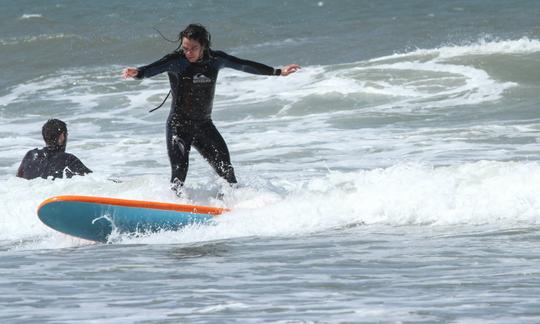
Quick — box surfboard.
[37,195,229,243]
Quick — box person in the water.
[16,119,92,180]
[123,23,300,194]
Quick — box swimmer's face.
[58,132,67,145]
[181,37,203,63]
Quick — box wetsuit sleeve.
[214,51,281,76]
[16,151,32,178]
[65,154,92,178]
[135,53,185,79]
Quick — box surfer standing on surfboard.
[123,23,299,195]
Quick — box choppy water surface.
[2,1,540,322]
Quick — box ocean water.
[2,0,540,322]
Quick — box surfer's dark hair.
[179,23,211,50]
[42,119,67,147]
[153,23,211,54]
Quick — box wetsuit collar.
[45,144,66,153]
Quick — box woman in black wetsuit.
[123,24,299,193]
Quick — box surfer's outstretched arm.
[122,53,188,79]
[214,50,300,76]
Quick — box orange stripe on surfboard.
[38,195,229,215]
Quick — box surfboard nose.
[38,199,114,243]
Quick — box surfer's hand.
[281,64,300,76]
[122,67,139,79]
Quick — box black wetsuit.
[16,147,92,180]
[136,49,281,185]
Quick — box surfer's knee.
[171,135,187,156]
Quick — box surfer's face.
[58,132,66,145]
[181,38,203,63]
[57,132,67,152]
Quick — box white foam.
[2,38,540,250]
[217,38,532,114]
[0,33,74,46]
[19,14,43,20]
[371,37,540,62]
[3,161,535,249]
[195,302,250,314]
[357,60,516,109]
[3,38,531,123]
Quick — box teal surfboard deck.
[37,196,227,243]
